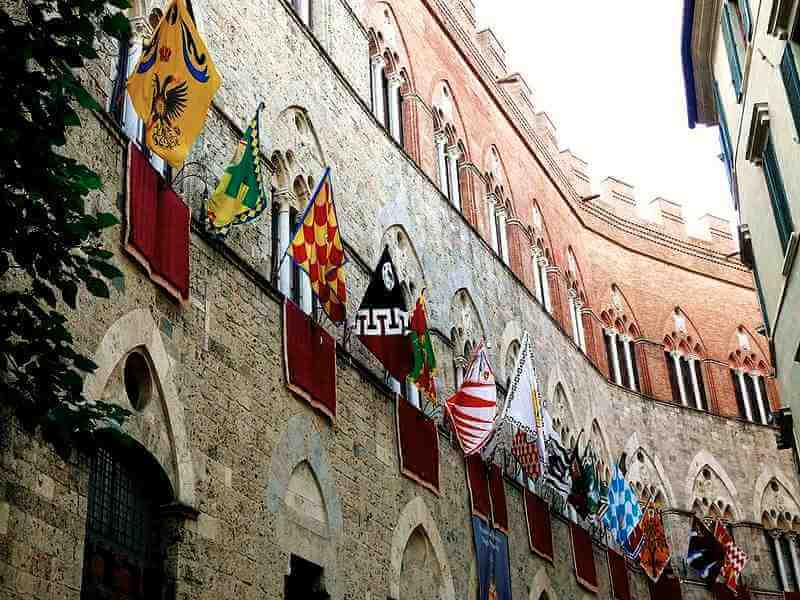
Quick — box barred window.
[82,445,172,600]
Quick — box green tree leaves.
[0,0,132,441]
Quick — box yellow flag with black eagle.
[126,0,221,167]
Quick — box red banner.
[488,464,508,533]
[607,549,631,600]
[283,299,337,420]
[570,522,598,593]
[523,489,553,561]
[125,143,190,304]
[648,571,682,600]
[466,454,492,521]
[396,399,439,494]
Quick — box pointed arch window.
[533,252,551,313]
[665,351,708,410]
[730,367,770,423]
[604,329,639,392]
[767,529,800,591]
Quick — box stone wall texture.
[1,0,799,599]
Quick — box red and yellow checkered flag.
[288,168,348,323]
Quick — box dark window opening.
[759,376,770,415]
[494,209,504,257]
[81,445,172,600]
[604,332,615,381]
[285,555,328,600]
[381,68,391,130]
[694,359,708,411]
[731,370,748,420]
[665,351,681,404]
[615,336,630,389]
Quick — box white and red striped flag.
[445,342,497,455]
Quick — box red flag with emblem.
[288,168,347,323]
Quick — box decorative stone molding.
[389,497,455,600]
[83,308,196,509]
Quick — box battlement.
[476,27,507,78]
[586,177,736,256]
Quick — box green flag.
[206,103,268,236]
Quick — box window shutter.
[607,549,631,600]
[722,4,744,99]
[763,137,794,252]
[523,489,553,561]
[781,45,800,139]
[570,522,598,592]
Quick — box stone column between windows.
[275,188,295,298]
[371,55,386,124]
[540,261,552,313]
[496,206,509,262]
[623,337,637,392]
[488,193,499,252]
[751,372,768,424]
[688,356,703,410]
[435,132,448,194]
[737,369,754,421]
[387,73,403,142]
[672,352,689,407]
[577,306,588,352]
[455,357,466,387]
[788,533,800,590]
[568,291,580,345]
[446,145,462,209]
[408,382,420,409]
[531,247,543,303]
[771,530,791,591]
[608,330,623,386]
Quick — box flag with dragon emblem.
[127,0,221,167]
[408,289,437,406]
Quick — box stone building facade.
[1,0,799,599]
[681,0,800,471]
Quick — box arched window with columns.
[565,248,587,353]
[484,146,513,263]
[111,1,166,175]
[663,308,709,411]
[599,286,644,393]
[268,108,326,316]
[729,325,772,424]
[367,8,417,153]
[760,477,800,592]
[529,203,554,314]
[432,82,469,212]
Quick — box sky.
[476,0,734,235]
